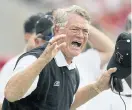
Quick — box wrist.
[92,82,104,93]
[38,56,50,66]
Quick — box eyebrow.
[70,25,88,30]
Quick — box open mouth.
[71,41,82,47]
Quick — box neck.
[63,53,73,65]
[66,58,72,64]
[60,48,73,65]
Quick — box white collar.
[54,51,76,70]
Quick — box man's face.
[61,13,89,58]
[26,33,47,51]
[25,33,37,51]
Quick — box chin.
[70,50,81,57]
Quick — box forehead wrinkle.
[70,24,89,30]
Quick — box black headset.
[107,32,131,95]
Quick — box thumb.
[106,67,117,76]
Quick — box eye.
[70,28,79,33]
[83,29,89,33]
[71,28,78,31]
[83,31,89,36]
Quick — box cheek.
[66,29,74,36]
[83,36,88,44]
[65,34,72,44]
[32,40,36,45]
[66,37,72,46]
[82,36,88,49]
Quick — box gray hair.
[54,8,68,28]
[54,5,91,28]
[66,5,91,23]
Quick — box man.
[2,6,116,110]
[59,5,114,110]
[0,13,53,109]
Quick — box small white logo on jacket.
[53,81,60,86]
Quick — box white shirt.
[0,54,38,103]
[74,49,101,88]
[0,55,20,103]
[7,51,76,100]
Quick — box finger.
[56,37,66,46]
[49,34,66,44]
[48,42,57,51]
[57,42,67,50]
[105,67,117,76]
[48,38,65,47]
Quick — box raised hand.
[41,34,66,63]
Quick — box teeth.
[71,41,82,48]
[72,43,78,47]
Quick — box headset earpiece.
[110,76,123,93]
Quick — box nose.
[77,30,84,38]
[80,30,84,37]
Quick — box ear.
[54,24,60,35]
[34,38,40,45]
[35,38,46,46]
[24,33,31,42]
